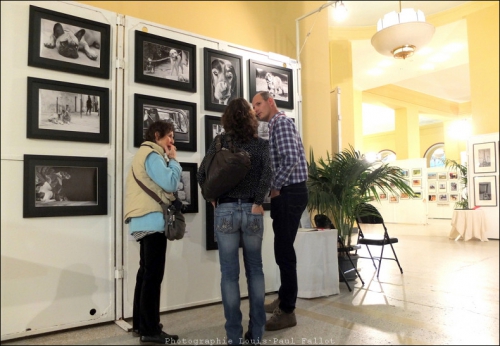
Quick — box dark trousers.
[270,181,308,314]
[133,232,167,336]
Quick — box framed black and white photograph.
[474,176,497,207]
[134,31,196,92]
[438,182,447,192]
[428,181,437,192]
[204,115,224,153]
[473,142,496,173]
[449,181,458,192]
[204,48,243,113]
[438,194,449,203]
[177,162,198,214]
[248,59,294,109]
[23,154,107,218]
[28,5,111,79]
[134,94,196,152]
[27,77,109,143]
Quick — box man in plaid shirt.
[252,91,308,331]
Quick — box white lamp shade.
[371,22,435,57]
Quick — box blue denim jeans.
[270,181,308,313]
[214,201,265,345]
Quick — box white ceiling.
[327,1,471,129]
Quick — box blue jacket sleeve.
[145,153,182,193]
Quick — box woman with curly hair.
[197,98,272,345]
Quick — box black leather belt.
[218,197,254,204]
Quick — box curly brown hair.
[221,98,258,142]
[144,120,175,142]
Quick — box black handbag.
[201,134,251,201]
[132,170,186,241]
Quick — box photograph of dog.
[254,68,289,102]
[34,166,98,206]
[40,19,101,67]
[211,58,238,105]
[142,41,189,82]
[38,89,101,133]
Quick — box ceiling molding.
[363,85,461,117]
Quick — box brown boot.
[264,298,280,313]
[265,308,297,331]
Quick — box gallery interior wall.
[0,0,305,340]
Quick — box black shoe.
[140,331,178,345]
[132,323,163,337]
[244,331,261,345]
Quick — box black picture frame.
[23,154,107,218]
[205,202,217,250]
[27,77,109,143]
[204,115,223,153]
[28,5,111,79]
[473,142,496,174]
[134,94,197,152]
[134,31,196,92]
[204,48,243,113]
[248,59,294,109]
[177,162,198,214]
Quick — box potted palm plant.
[444,158,469,209]
[307,145,416,249]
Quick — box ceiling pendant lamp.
[371,1,435,59]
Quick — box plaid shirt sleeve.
[270,116,308,190]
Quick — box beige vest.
[124,142,175,222]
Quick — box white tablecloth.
[276,228,339,298]
[449,209,489,241]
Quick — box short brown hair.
[144,120,175,142]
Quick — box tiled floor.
[3,220,499,345]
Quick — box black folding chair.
[314,214,364,292]
[355,203,403,278]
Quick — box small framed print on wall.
[134,94,197,152]
[134,30,196,92]
[27,77,109,143]
[204,115,224,153]
[474,176,497,207]
[23,154,107,218]
[204,48,243,113]
[248,59,294,109]
[473,142,496,174]
[177,162,198,213]
[28,5,111,79]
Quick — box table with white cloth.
[276,228,339,298]
[449,209,489,241]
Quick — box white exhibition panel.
[467,133,499,239]
[119,17,298,317]
[1,1,117,340]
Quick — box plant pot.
[338,253,359,282]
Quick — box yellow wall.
[330,1,499,162]
[363,131,396,154]
[466,2,500,135]
[79,1,332,161]
[420,123,444,156]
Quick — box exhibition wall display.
[1,1,300,340]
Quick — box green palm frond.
[307,145,415,246]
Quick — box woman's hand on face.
[167,144,177,160]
